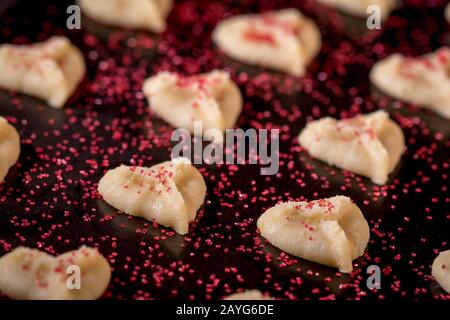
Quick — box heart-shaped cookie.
[257,196,370,273]
[0,117,20,182]
[0,246,111,300]
[213,9,321,76]
[98,159,207,235]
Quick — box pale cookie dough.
[432,250,450,294]
[446,4,450,23]
[143,70,242,142]
[98,159,207,235]
[0,246,111,300]
[78,0,173,33]
[212,8,321,76]
[316,0,396,20]
[0,117,20,182]
[0,36,85,108]
[298,110,405,185]
[370,47,450,119]
[257,196,370,273]
[225,290,272,300]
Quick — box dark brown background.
[0,0,449,300]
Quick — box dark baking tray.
[0,0,449,300]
